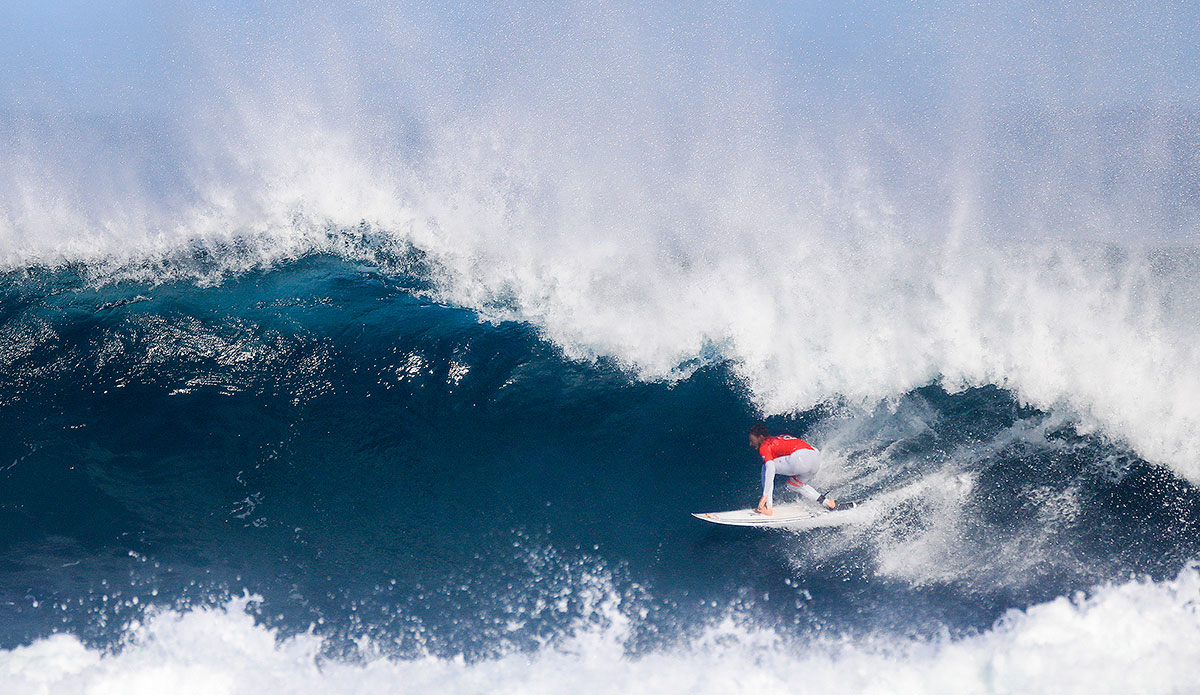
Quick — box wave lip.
[4,564,1200,695]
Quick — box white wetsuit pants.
[761,448,823,507]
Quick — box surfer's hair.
[749,423,769,438]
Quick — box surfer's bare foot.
[824,498,836,510]
[755,505,773,516]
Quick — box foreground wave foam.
[5,564,1200,695]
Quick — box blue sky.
[3,1,1197,119]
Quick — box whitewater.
[5,565,1200,695]
[2,1,1199,693]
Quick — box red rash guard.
[758,435,815,462]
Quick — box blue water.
[3,255,1197,668]
[3,2,1200,689]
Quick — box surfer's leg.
[783,449,835,509]
[787,476,821,501]
[779,449,820,483]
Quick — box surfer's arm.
[759,460,776,510]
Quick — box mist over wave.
[3,2,1198,479]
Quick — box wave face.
[3,1,1200,691]
[2,260,1200,692]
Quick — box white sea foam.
[795,403,1106,589]
[2,2,1198,481]
[3,564,1200,695]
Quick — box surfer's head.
[748,423,769,449]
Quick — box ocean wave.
[2,3,1197,479]
[4,222,1197,485]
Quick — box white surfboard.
[692,501,868,529]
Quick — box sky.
[3,1,1197,119]
[1,0,1198,249]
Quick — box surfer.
[749,423,836,515]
